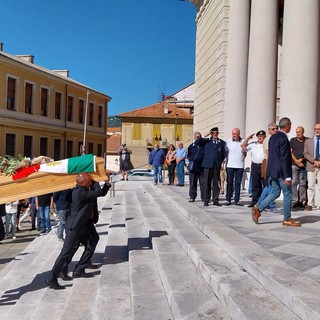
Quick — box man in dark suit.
[196,127,226,206]
[46,173,111,290]
[252,117,301,227]
[187,132,205,202]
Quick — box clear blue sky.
[0,0,196,116]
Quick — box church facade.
[188,0,318,138]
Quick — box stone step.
[0,195,112,320]
[135,186,228,319]
[61,195,113,320]
[152,235,228,320]
[125,189,173,319]
[156,185,320,320]
[144,184,300,320]
[129,250,174,320]
[93,192,132,320]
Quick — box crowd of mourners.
[147,117,320,228]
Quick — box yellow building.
[0,44,111,160]
[117,102,193,169]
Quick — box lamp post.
[82,90,90,155]
[174,112,178,146]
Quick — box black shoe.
[213,201,222,207]
[225,201,231,206]
[59,273,73,281]
[235,202,244,206]
[203,201,209,206]
[45,279,65,290]
[189,198,195,202]
[247,203,255,208]
[73,271,94,278]
[86,264,101,269]
[291,202,300,208]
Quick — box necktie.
[316,137,320,160]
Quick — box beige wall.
[0,53,110,158]
[193,0,229,138]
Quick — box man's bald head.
[76,172,92,187]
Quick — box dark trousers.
[189,170,205,200]
[251,162,263,204]
[0,217,4,241]
[167,163,176,184]
[74,222,99,272]
[29,203,37,229]
[226,167,244,203]
[203,167,221,203]
[49,226,87,281]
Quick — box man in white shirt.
[225,128,246,206]
[242,130,266,207]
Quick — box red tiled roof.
[117,102,192,119]
[106,134,121,153]
[107,127,121,132]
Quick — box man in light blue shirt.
[175,142,186,186]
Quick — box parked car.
[127,169,154,181]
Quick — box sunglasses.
[271,128,278,131]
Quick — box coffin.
[0,157,109,204]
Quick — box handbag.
[187,160,194,172]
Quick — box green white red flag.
[12,154,96,180]
[38,154,95,174]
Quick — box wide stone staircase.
[0,181,320,319]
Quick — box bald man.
[46,172,110,289]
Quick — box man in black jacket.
[46,172,110,290]
[187,132,205,202]
[196,127,226,206]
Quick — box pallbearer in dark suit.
[195,127,226,206]
[252,117,301,227]
[46,173,111,290]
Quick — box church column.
[224,0,250,138]
[245,0,278,136]
[280,0,319,137]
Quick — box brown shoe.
[304,205,312,211]
[252,206,261,224]
[282,219,301,227]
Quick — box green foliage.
[0,155,30,176]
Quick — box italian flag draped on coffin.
[12,154,96,180]
[39,154,95,174]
